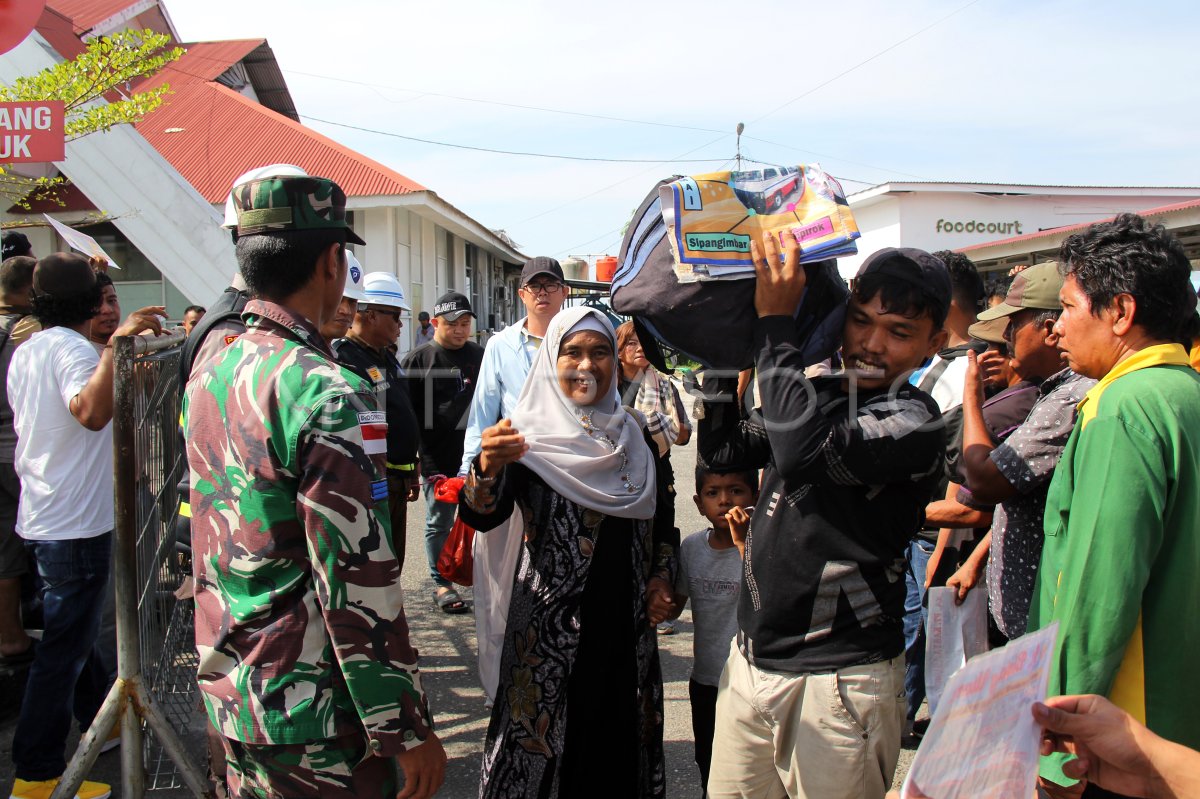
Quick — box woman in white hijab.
[460,307,678,799]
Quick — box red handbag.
[433,477,474,586]
[437,516,475,586]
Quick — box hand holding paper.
[902,623,1058,799]
[43,214,119,269]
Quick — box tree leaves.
[0,29,183,209]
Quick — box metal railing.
[53,330,209,799]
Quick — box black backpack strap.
[0,313,23,356]
[179,286,249,384]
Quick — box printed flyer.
[903,623,1058,799]
[659,163,860,281]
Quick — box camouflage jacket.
[184,299,431,754]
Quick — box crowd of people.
[0,164,1198,799]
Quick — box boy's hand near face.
[725,506,752,559]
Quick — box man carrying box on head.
[699,237,951,799]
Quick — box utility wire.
[508,134,731,227]
[300,115,731,164]
[285,69,734,136]
[750,0,985,124]
[281,70,923,180]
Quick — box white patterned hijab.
[508,307,656,519]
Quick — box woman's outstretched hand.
[478,419,527,477]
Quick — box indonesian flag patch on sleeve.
[357,411,388,455]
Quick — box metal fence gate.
[53,331,209,799]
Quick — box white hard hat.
[342,250,367,301]
[363,272,412,311]
[222,163,309,228]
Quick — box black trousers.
[689,678,719,795]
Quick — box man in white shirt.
[7,253,162,799]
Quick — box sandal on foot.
[434,588,469,614]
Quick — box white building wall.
[845,189,1200,278]
[359,207,397,276]
[451,237,466,296]
[894,192,1192,253]
[839,199,902,278]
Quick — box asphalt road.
[0,429,916,797]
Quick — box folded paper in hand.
[903,623,1058,799]
[925,584,989,718]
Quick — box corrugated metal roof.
[35,6,89,59]
[46,0,140,33]
[240,42,298,122]
[36,6,428,208]
[959,198,1200,253]
[167,39,265,82]
[136,80,425,201]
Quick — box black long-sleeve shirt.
[400,340,484,477]
[699,315,944,673]
[332,336,421,469]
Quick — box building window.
[465,243,482,319]
[83,222,159,281]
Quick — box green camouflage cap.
[231,176,365,244]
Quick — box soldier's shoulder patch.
[357,411,387,455]
[371,479,388,502]
[223,334,240,346]
[366,366,383,382]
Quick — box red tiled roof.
[142,39,298,120]
[137,80,425,201]
[45,0,139,33]
[33,3,426,204]
[166,39,265,82]
[35,6,89,60]
[959,198,1200,253]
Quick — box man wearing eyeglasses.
[333,272,422,568]
[459,256,568,703]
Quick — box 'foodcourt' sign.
[935,218,1024,236]
[0,101,65,162]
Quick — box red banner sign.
[0,101,65,163]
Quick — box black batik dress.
[459,432,678,799]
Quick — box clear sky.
[162,0,1200,261]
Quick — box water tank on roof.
[561,257,588,281]
[596,256,617,283]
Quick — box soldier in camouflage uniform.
[184,175,446,799]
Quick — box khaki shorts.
[707,642,905,799]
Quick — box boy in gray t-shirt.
[670,465,758,795]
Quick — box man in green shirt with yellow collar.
[1029,213,1200,797]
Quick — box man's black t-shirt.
[332,336,420,467]
[699,316,945,673]
[401,340,484,476]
